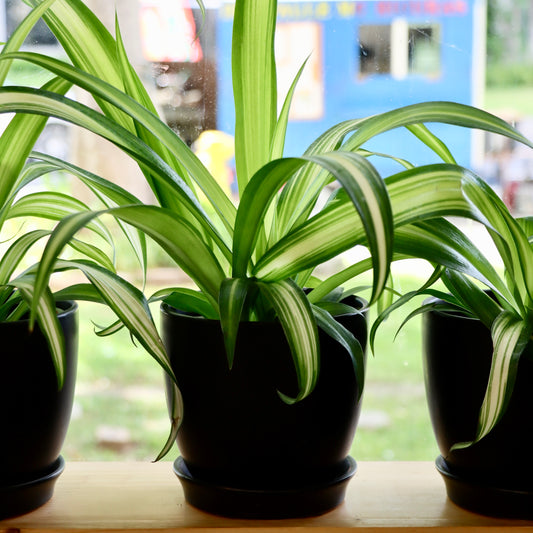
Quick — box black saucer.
[436,455,533,519]
[0,456,65,520]
[174,455,357,519]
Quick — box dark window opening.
[359,24,391,75]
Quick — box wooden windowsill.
[2,461,533,532]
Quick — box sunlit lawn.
[484,86,533,116]
[63,299,170,461]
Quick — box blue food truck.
[214,0,486,176]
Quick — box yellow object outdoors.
[194,129,236,201]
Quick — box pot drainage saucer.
[0,456,65,520]
[436,455,533,519]
[173,455,356,519]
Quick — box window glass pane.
[5,0,533,465]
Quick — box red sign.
[376,1,468,16]
[140,0,203,62]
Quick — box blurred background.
[1,0,530,462]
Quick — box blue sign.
[216,0,484,176]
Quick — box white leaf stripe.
[344,101,533,152]
[14,281,65,388]
[258,280,319,401]
[274,119,363,237]
[477,312,528,442]
[232,0,277,188]
[9,191,112,241]
[306,152,392,303]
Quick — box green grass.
[63,300,170,461]
[352,268,437,461]
[484,86,533,116]
[62,269,438,462]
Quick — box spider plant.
[0,0,140,389]
[372,176,533,451]
[1,0,531,456]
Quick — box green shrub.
[486,62,533,87]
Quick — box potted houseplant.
[372,176,533,516]
[0,4,166,519]
[0,8,82,518]
[0,8,82,517]
[2,0,532,519]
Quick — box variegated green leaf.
[232,0,277,188]
[452,311,531,450]
[25,0,132,129]
[0,229,49,285]
[305,152,393,304]
[113,20,196,209]
[55,258,176,383]
[219,277,252,369]
[155,382,183,462]
[0,0,59,84]
[53,283,103,304]
[343,101,533,152]
[237,152,393,304]
[253,164,490,282]
[462,176,533,306]
[233,157,305,277]
[442,270,505,329]
[369,266,446,353]
[28,152,146,274]
[0,84,232,262]
[258,279,319,403]
[392,219,512,302]
[11,277,66,387]
[8,191,112,242]
[0,77,70,218]
[405,123,457,164]
[271,57,309,160]
[159,289,219,320]
[33,207,226,322]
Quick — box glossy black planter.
[423,303,533,518]
[161,296,367,518]
[0,301,78,519]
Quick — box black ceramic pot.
[423,302,533,518]
[161,295,367,518]
[0,301,78,519]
